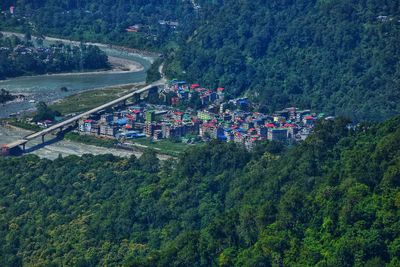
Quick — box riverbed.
[0,125,171,160]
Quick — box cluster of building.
[77,81,327,150]
[161,80,225,106]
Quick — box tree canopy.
[1,1,399,120]
[1,116,399,266]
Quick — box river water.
[0,34,158,159]
[0,35,154,118]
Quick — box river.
[0,33,163,159]
[0,32,155,118]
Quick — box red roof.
[305,116,314,120]
[266,123,276,128]
[191,84,200,89]
[125,125,132,129]
[175,111,184,115]
[217,87,225,91]
[283,123,296,128]
[84,119,93,123]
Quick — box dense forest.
[1,1,399,121]
[1,116,399,266]
[1,3,400,265]
[0,33,109,79]
[166,0,400,121]
[0,0,195,50]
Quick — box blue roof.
[117,118,128,125]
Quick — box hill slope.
[167,0,400,121]
[1,116,399,266]
[2,1,399,120]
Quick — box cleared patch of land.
[127,138,198,156]
[49,83,143,115]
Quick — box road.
[24,81,164,141]
[4,62,166,153]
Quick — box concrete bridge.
[1,81,165,156]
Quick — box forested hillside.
[0,33,109,79]
[167,0,400,121]
[2,1,399,120]
[0,0,195,50]
[1,116,399,266]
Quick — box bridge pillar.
[133,93,140,103]
[22,143,26,152]
[41,135,45,144]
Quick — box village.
[73,80,329,150]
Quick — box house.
[100,125,117,137]
[257,126,268,138]
[303,116,315,126]
[100,114,113,124]
[268,128,288,142]
[145,122,156,137]
[126,25,140,32]
[78,119,95,133]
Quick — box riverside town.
[15,79,330,152]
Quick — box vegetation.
[1,2,400,265]
[128,138,195,157]
[0,0,195,50]
[7,119,41,131]
[1,116,399,266]
[0,88,15,103]
[165,0,400,121]
[49,84,137,115]
[33,101,61,122]
[64,132,118,148]
[146,58,163,84]
[2,2,399,120]
[0,34,109,79]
